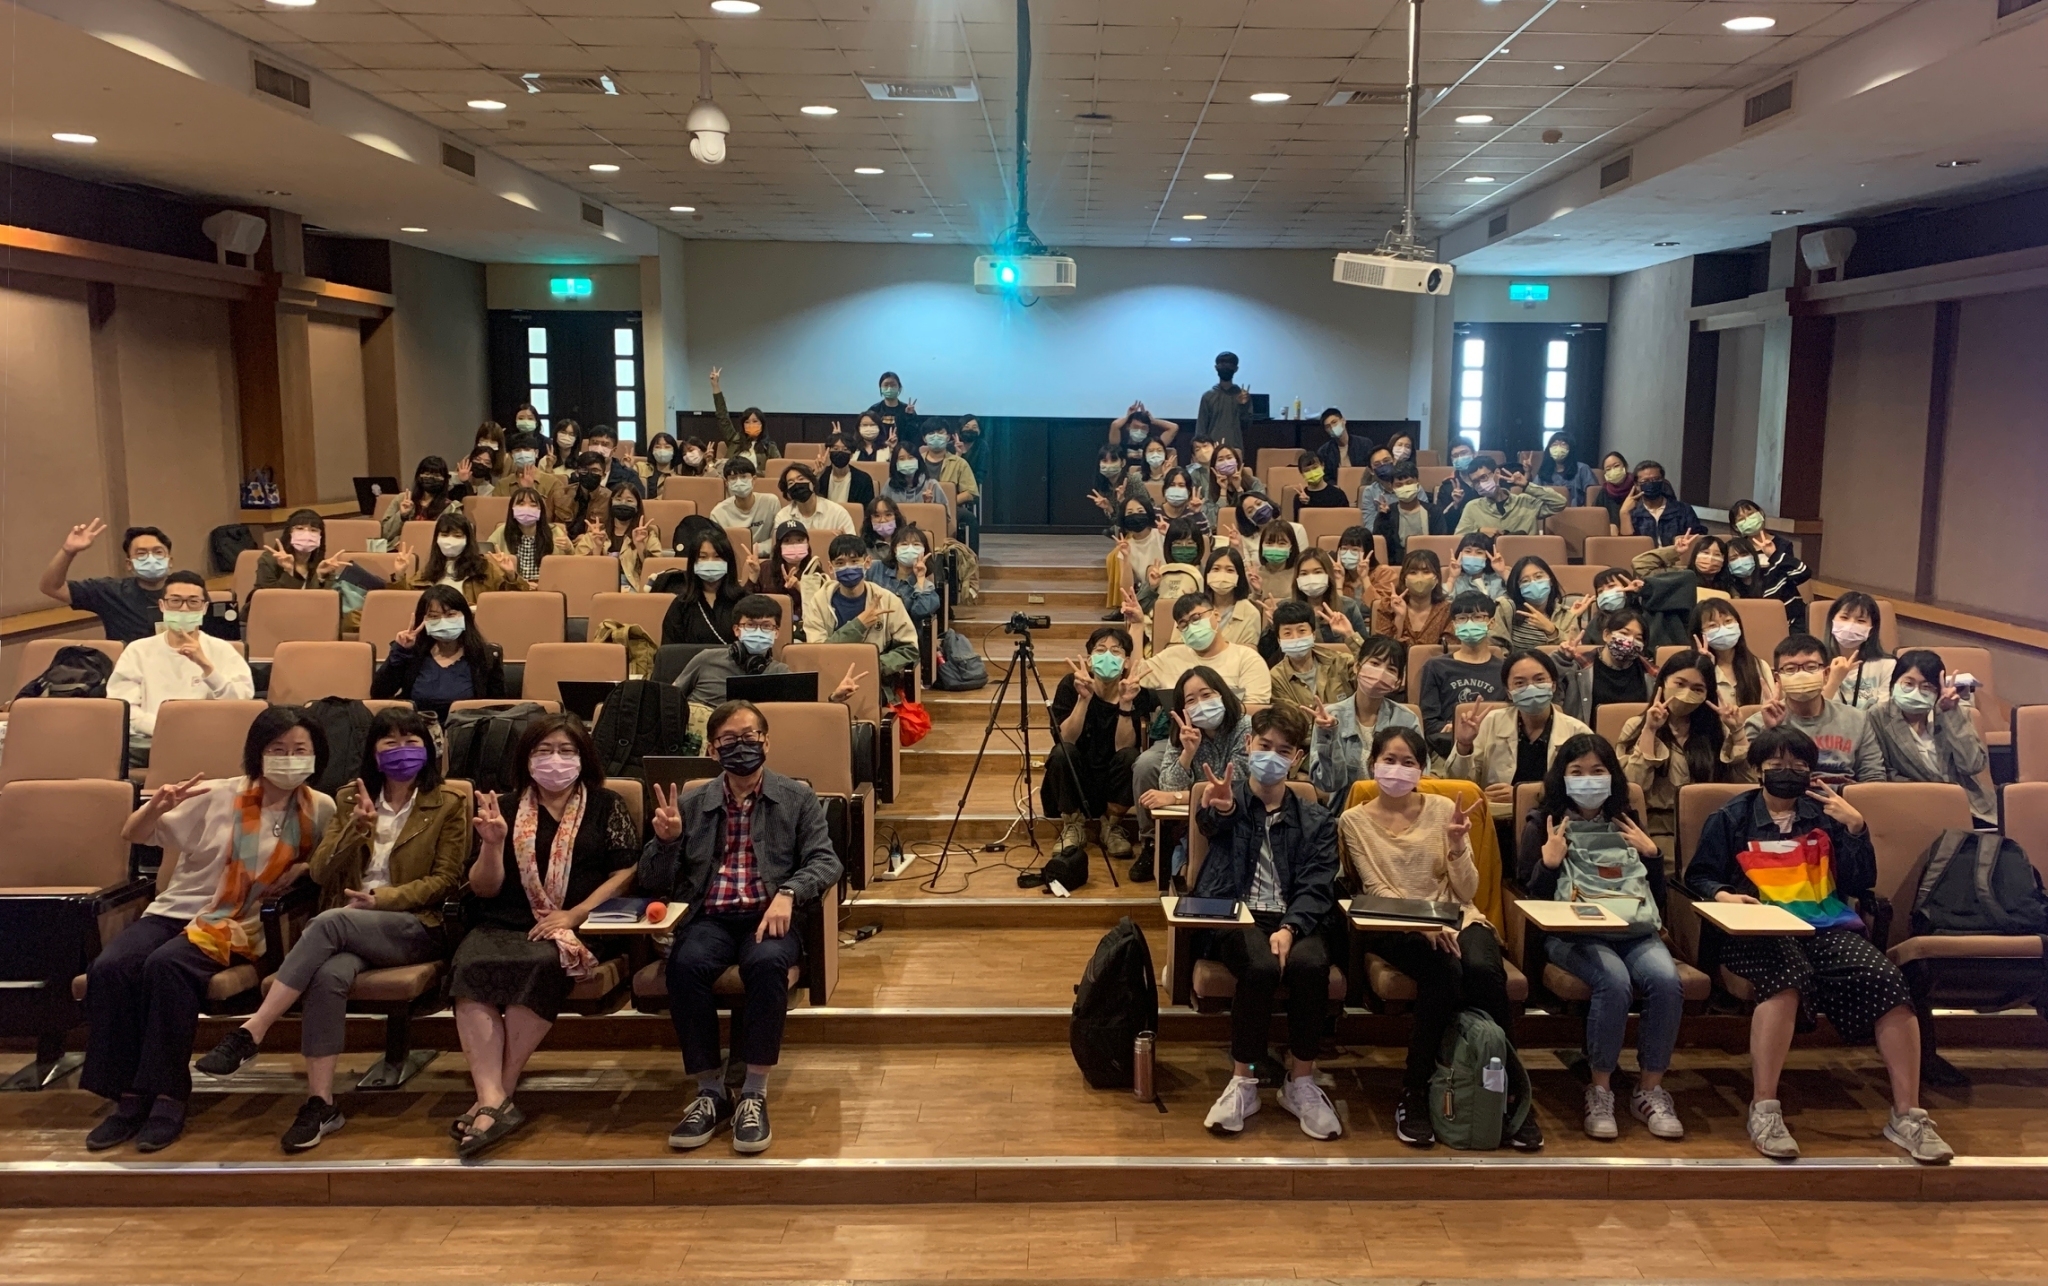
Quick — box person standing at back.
[865,370,920,446]
[1197,351,1251,451]
[39,520,178,643]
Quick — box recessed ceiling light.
[589,162,620,172]
[1722,16,1776,31]
[1935,158,1980,168]
[1465,175,1497,184]
[1553,64,1566,71]
[800,105,838,116]
[1203,172,1234,180]
[1169,236,1193,243]
[1182,213,1208,220]
[710,0,761,12]
[400,227,427,233]
[51,132,98,145]
[1770,208,1803,215]
[1249,92,1290,104]
[912,231,934,238]
[268,0,318,7]
[854,166,884,174]
[1654,241,1679,246]
[669,205,696,212]
[468,99,506,111]
[1454,114,1494,125]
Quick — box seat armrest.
[877,710,898,804]
[259,879,323,975]
[502,662,525,699]
[439,883,473,953]
[1502,898,1537,980]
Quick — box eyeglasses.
[1777,662,1826,676]
[711,733,765,752]
[161,598,208,611]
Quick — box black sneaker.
[1126,851,1155,884]
[733,1092,772,1154]
[133,1101,185,1154]
[84,1098,150,1152]
[280,1097,345,1153]
[668,1091,732,1150]
[194,1027,259,1079]
[1394,1089,1435,1148]
[1508,1109,1546,1152]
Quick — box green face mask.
[1261,546,1289,566]
[160,609,207,634]
[1453,620,1491,645]
[1170,545,1199,563]
[1735,513,1765,536]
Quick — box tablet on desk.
[1350,895,1462,928]
[1173,896,1243,921]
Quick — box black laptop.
[640,756,725,822]
[726,671,818,704]
[352,476,402,516]
[556,680,621,722]
[1350,895,1462,928]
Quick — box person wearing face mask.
[448,715,639,1157]
[553,450,616,535]
[1332,525,1391,607]
[1353,446,1402,520]
[1534,433,1599,506]
[918,421,979,543]
[1454,457,1566,536]
[1151,519,1209,609]
[452,441,503,501]
[1631,531,1737,601]
[1125,598,1271,840]
[1448,533,1506,600]
[1551,608,1658,726]
[1201,444,1263,524]
[1446,650,1593,835]
[1618,650,1754,861]
[1820,592,1897,710]
[1864,650,1995,826]
[1489,555,1566,651]
[511,404,543,448]
[637,700,842,1155]
[672,435,719,479]
[868,522,941,631]
[1619,459,1705,544]
[1517,734,1685,1143]
[1745,635,1886,786]
[1196,351,1251,451]
[864,369,921,446]
[1156,466,1212,538]
[1110,401,1179,470]
[1686,726,1952,1164]
[1727,499,1811,630]
[1249,518,1303,610]
[255,510,348,595]
[101,571,253,764]
[802,535,920,682]
[1373,461,1442,564]
[1115,495,1169,612]
[399,513,525,604]
[1307,636,1421,804]
[954,412,986,472]
[637,432,683,490]
[80,707,335,1153]
[1372,549,1451,649]
[1313,407,1372,476]
[662,531,751,646]
[1228,494,1285,554]
[817,431,875,508]
[672,595,861,712]
[40,521,179,643]
[573,483,663,590]
[191,707,466,1151]
[1287,548,1365,640]
[1559,567,1640,646]
[381,456,462,542]
[849,413,891,463]
[1290,448,1350,515]
[1340,726,1537,1150]
[749,521,820,601]
[1147,667,1253,823]
[545,418,583,473]
[501,431,566,513]
[772,464,858,544]
[863,497,908,555]
[1047,627,1149,864]
[1433,443,1481,528]
[1178,548,1261,647]
[1591,452,1633,529]
[1267,599,1353,712]
[373,585,506,724]
[486,484,569,586]
[579,425,643,498]
[882,444,949,521]
[1418,592,1507,759]
[1689,600,1771,709]
[709,367,781,473]
[709,456,778,555]
[1187,703,1342,1140]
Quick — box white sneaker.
[1582,1084,1618,1140]
[1203,1074,1261,1135]
[1279,1075,1342,1140]
[1630,1085,1685,1140]
[1884,1107,1955,1165]
[1748,1099,1800,1159]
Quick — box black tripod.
[935,621,1116,888]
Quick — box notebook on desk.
[1350,896,1462,927]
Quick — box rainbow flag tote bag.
[1735,830,1864,930]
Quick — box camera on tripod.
[1005,611,1052,634]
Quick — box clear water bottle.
[1482,1055,1506,1094]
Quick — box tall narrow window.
[613,326,641,441]
[1456,337,1485,449]
[1542,339,1569,444]
[526,327,550,432]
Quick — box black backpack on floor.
[444,702,550,795]
[208,524,259,575]
[1070,917,1157,1089]
[300,697,374,797]
[15,646,115,699]
[590,679,692,778]
[1913,829,2048,937]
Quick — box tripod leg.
[937,641,1022,866]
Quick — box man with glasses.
[636,699,842,1156]
[1744,634,1885,786]
[105,570,253,764]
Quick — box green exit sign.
[549,276,593,298]
[1508,281,1550,302]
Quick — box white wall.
[1602,257,1693,486]
[307,316,370,501]
[679,243,1419,421]
[390,243,488,471]
[1452,274,1610,324]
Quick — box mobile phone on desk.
[1572,904,1607,921]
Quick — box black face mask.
[1762,767,1812,800]
[829,450,853,469]
[716,739,767,777]
[419,476,447,494]
[1373,463,1397,480]
[1120,512,1152,533]
[786,481,814,503]
[575,472,601,491]
[1640,480,1668,501]
[610,503,639,522]
[960,428,980,443]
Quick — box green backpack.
[1429,1008,1532,1150]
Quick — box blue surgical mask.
[737,626,775,655]
[1564,774,1612,808]
[1089,651,1125,680]
[1280,635,1315,659]
[1509,682,1554,711]
[1703,623,1742,652]
[1891,682,1936,713]
[424,616,466,641]
[132,553,170,579]
[924,432,949,451]
[1247,749,1293,786]
[1728,556,1757,578]
[1164,485,1190,506]
[1595,588,1628,613]
[1460,554,1488,575]
[1337,549,1361,569]
[1451,454,1476,472]
[834,565,866,588]
[1185,697,1225,730]
[896,458,919,476]
[1520,579,1552,605]
[695,559,728,583]
[1453,621,1490,645]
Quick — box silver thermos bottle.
[1132,1031,1155,1100]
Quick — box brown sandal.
[456,1100,526,1159]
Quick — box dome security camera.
[687,99,730,165]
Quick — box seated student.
[1127,590,1273,703]
[1225,490,1283,550]
[636,700,842,1155]
[255,509,349,594]
[1152,519,1208,611]
[1047,627,1148,864]
[553,451,615,534]
[1618,649,1753,862]
[449,715,638,1157]
[81,707,336,1153]
[661,528,749,647]
[675,594,853,710]
[1204,444,1264,528]
[372,585,506,724]
[1822,592,1897,711]
[1619,459,1705,544]
[1449,532,1506,600]
[1291,449,1350,515]
[1309,635,1422,804]
[1490,555,1566,651]
[39,520,177,643]
[1115,493,1169,612]
[748,520,819,601]
[773,463,858,541]
[190,708,465,1151]
[919,420,980,542]
[486,485,569,587]
[1866,649,1995,826]
[1693,598,1773,710]
[1536,433,1600,506]
[801,535,920,683]
[1284,548,1360,640]
[451,440,502,501]
[635,431,682,492]
[710,456,778,555]
[869,523,941,629]
[672,436,719,479]
[1374,460,1441,564]
[882,443,949,518]
[849,410,890,462]
[1516,733,1684,1142]
[711,367,780,472]
[1188,548,1261,646]
[580,424,642,498]
[1376,548,1458,647]
[1250,518,1302,603]
[1418,592,1509,759]
[1113,403,1179,473]
[1314,406,1372,475]
[864,496,907,555]
[571,479,661,590]
[1632,532,1738,602]
[1140,665,1253,824]
[1590,451,1633,529]
[501,431,565,510]
[1355,444,1400,518]
[1269,599,1353,710]
[1454,455,1566,536]
[398,512,525,603]
[380,457,462,542]
[866,369,921,447]
[543,418,582,473]
[1340,726,1540,1150]
[1558,566,1639,646]
[1686,726,1953,1163]
[1190,704,1342,1140]
[1554,607,1655,725]
[1157,466,1211,537]
[1329,524,1379,604]
[1726,500,1811,631]
[1434,442,1479,530]
[1446,649,1594,831]
[1744,634,1885,786]
[818,432,875,509]
[107,572,255,763]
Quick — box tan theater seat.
[661,475,728,514]
[323,518,383,553]
[591,592,675,646]
[1405,644,1443,707]
[245,589,342,661]
[143,700,268,790]
[2015,707,2048,783]
[474,591,566,662]
[266,641,373,705]
[233,549,263,610]
[0,779,134,891]
[1672,781,1757,995]
[1553,564,1609,599]
[1844,782,1975,951]
[643,499,696,538]
[13,638,124,693]
[757,700,869,900]
[521,642,627,707]
[1190,960,1347,1008]
[466,496,510,545]
[0,698,129,786]
[400,519,439,557]
[1497,535,1567,570]
[1729,599,1791,664]
[1548,508,1611,562]
[1596,702,1647,747]
[539,555,622,623]
[1297,508,1356,553]
[1584,536,1653,570]
[1404,534,1462,566]
[899,501,951,544]
[1364,955,1530,1006]
[355,589,424,661]
[632,958,803,1006]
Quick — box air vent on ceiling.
[581,203,605,228]
[506,72,621,95]
[1744,80,1795,129]
[1599,154,1633,189]
[441,142,476,177]
[1997,0,2041,18]
[1073,112,1112,133]
[862,79,979,102]
[1487,213,1509,239]
[253,60,311,110]
[1323,85,1444,107]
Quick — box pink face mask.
[528,751,581,793]
[1374,762,1423,797]
[1832,620,1871,647]
[783,543,809,563]
[511,505,543,527]
[288,529,321,554]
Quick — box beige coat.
[1443,705,1594,818]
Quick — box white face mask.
[262,753,316,790]
[1295,573,1329,598]
[436,536,468,558]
